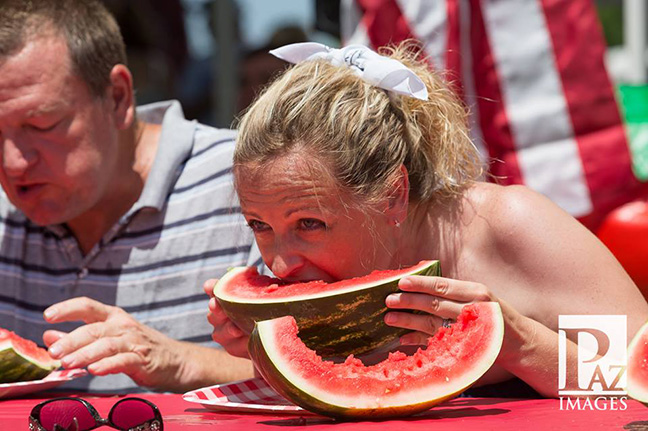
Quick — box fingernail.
[43,308,57,320]
[385,313,396,324]
[399,278,412,289]
[385,293,400,306]
[49,344,62,358]
[209,297,216,309]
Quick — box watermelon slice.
[0,329,60,383]
[214,260,440,358]
[627,320,648,403]
[249,302,504,419]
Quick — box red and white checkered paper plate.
[183,377,309,415]
[0,368,87,399]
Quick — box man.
[0,0,259,392]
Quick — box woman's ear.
[106,64,135,130]
[386,164,410,224]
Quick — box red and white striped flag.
[341,0,644,230]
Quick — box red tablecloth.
[1,394,646,430]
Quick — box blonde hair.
[234,44,483,207]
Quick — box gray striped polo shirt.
[0,100,262,392]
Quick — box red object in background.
[345,0,644,232]
[597,199,648,299]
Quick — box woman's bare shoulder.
[463,182,580,242]
[458,182,602,283]
[461,183,648,334]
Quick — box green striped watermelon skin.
[0,331,60,383]
[215,260,440,358]
[0,348,55,383]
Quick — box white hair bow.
[269,42,428,101]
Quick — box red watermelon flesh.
[628,321,648,403]
[249,302,504,418]
[219,262,433,300]
[0,330,55,363]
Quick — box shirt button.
[77,267,89,279]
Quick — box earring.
[393,219,401,228]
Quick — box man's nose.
[1,136,37,177]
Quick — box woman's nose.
[270,252,305,280]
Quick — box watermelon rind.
[0,340,60,384]
[215,260,441,358]
[249,302,505,419]
[627,320,648,403]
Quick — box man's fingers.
[44,297,113,324]
[87,351,143,377]
[48,322,111,359]
[43,330,67,348]
[59,336,126,369]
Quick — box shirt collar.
[127,100,197,214]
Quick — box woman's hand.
[384,275,494,344]
[385,275,529,352]
[203,279,250,358]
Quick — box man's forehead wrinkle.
[25,101,67,117]
[0,37,76,118]
[0,75,68,118]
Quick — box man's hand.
[43,297,188,390]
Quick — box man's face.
[0,35,120,226]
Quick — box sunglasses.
[29,397,163,431]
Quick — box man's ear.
[106,64,135,130]
[385,164,410,224]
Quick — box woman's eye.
[299,218,326,231]
[247,219,271,233]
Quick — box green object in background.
[618,85,648,182]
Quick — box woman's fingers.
[399,276,492,303]
[386,292,464,317]
[210,323,249,358]
[203,278,219,297]
[385,276,497,338]
[208,298,228,320]
[384,310,445,336]
[399,331,432,346]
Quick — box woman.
[206,43,648,397]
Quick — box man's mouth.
[15,183,46,199]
